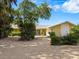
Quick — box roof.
[36,25,49,29]
[49,21,75,28]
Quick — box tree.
[0,0,17,38]
[15,0,51,41]
[70,25,79,39]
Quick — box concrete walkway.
[0,38,79,59]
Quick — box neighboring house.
[35,25,50,37]
[11,21,75,37]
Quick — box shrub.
[9,29,21,36]
[19,23,36,41]
[0,26,11,39]
[9,32,21,36]
[49,32,61,45]
[70,25,79,43]
[61,34,78,45]
[49,32,78,45]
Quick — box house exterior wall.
[61,23,70,36]
[49,22,74,37]
[61,23,73,34]
[36,29,47,36]
[50,25,61,36]
[35,28,50,37]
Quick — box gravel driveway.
[0,37,79,59]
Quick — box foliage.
[19,23,36,41]
[49,32,61,45]
[70,25,79,42]
[71,25,79,39]
[0,0,17,38]
[61,34,78,45]
[9,28,21,36]
[15,0,51,41]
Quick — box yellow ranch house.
[35,21,74,37]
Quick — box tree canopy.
[0,0,17,38]
[15,0,51,40]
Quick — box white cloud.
[52,5,60,11]
[30,0,37,3]
[52,0,79,13]
[62,0,79,13]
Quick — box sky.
[13,0,79,26]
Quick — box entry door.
[61,24,69,36]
